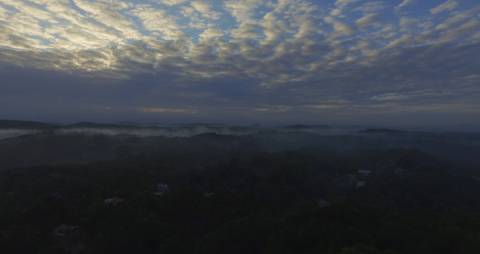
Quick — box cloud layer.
[0,0,480,126]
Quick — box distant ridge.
[360,128,405,134]
[0,120,57,129]
[65,122,137,129]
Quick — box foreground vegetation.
[1,137,480,253]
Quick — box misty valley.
[0,121,480,253]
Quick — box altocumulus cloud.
[0,0,480,126]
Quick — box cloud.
[335,0,357,8]
[356,13,379,28]
[431,0,459,15]
[354,1,386,14]
[199,28,223,41]
[132,6,185,40]
[254,105,292,113]
[324,17,354,36]
[72,0,139,38]
[224,0,263,23]
[190,0,221,20]
[395,0,416,11]
[331,0,358,17]
[161,0,187,6]
[0,0,480,125]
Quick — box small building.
[104,197,125,207]
[154,183,170,196]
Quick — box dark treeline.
[0,125,480,253]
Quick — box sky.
[0,0,479,128]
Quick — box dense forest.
[1,122,480,253]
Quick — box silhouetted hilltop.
[65,122,137,129]
[0,120,57,129]
[360,128,405,134]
